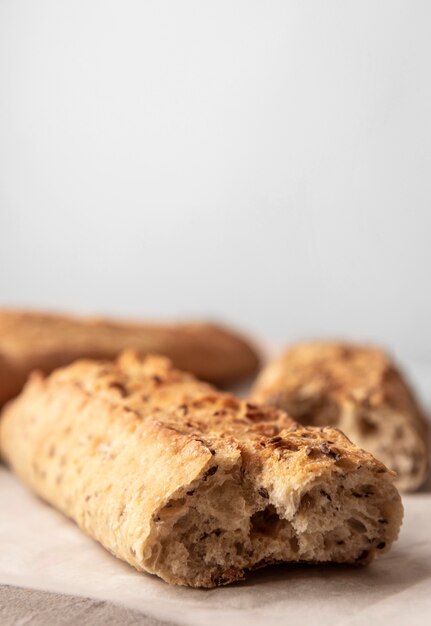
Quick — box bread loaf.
[251,342,429,492]
[0,352,403,587]
[0,309,260,405]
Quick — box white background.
[1,1,430,362]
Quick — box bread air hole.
[393,426,405,441]
[286,397,340,428]
[348,517,367,533]
[250,505,282,537]
[358,414,379,437]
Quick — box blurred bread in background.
[251,341,429,492]
[0,309,260,405]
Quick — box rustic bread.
[251,341,429,492]
[0,309,259,405]
[0,352,402,587]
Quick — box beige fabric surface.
[0,584,172,626]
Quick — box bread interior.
[142,456,401,587]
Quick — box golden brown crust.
[251,341,430,491]
[0,352,403,587]
[0,309,260,404]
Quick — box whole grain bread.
[251,341,429,492]
[0,309,260,405]
[0,352,402,587]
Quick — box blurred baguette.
[251,341,429,492]
[0,309,260,404]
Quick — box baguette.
[251,341,429,492]
[0,352,402,587]
[0,309,260,405]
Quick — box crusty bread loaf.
[0,352,402,587]
[0,309,260,405]
[251,341,429,492]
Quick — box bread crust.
[0,309,260,404]
[0,352,402,587]
[251,341,429,491]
